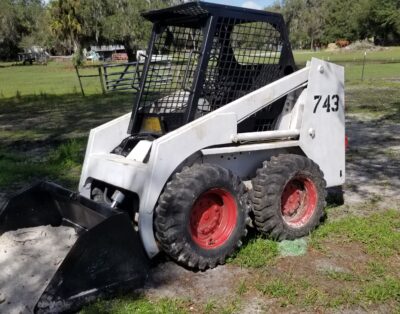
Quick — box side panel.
[299,59,345,187]
[79,113,131,196]
[202,148,297,180]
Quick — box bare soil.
[143,261,250,304]
[344,114,400,206]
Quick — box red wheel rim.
[281,176,317,228]
[189,188,237,249]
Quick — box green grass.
[293,47,400,65]
[81,296,188,314]
[0,62,104,97]
[344,62,400,83]
[226,210,400,310]
[256,278,298,301]
[202,299,240,314]
[0,92,133,189]
[203,300,217,314]
[294,47,400,85]
[0,129,46,142]
[324,270,359,282]
[228,237,278,268]
[0,47,399,98]
[0,150,53,186]
[345,83,400,121]
[360,277,400,303]
[0,139,86,188]
[311,210,400,257]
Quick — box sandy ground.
[0,226,77,314]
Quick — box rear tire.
[250,154,326,240]
[154,163,250,270]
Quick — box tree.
[0,0,46,59]
[76,0,172,61]
[0,0,20,59]
[302,0,324,50]
[321,0,365,43]
[365,0,400,45]
[276,0,324,49]
[101,0,169,61]
[49,0,83,55]
[79,0,110,44]
[20,7,55,51]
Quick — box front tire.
[154,163,250,270]
[250,154,326,240]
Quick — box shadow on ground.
[0,93,134,151]
[345,112,400,204]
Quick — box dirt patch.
[240,295,276,314]
[0,226,77,314]
[143,261,250,304]
[273,242,369,278]
[344,114,400,206]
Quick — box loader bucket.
[0,181,150,313]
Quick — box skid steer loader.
[0,2,345,313]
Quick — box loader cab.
[128,1,296,138]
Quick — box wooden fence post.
[75,66,85,96]
[98,66,106,94]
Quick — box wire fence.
[74,51,400,96]
[75,59,174,96]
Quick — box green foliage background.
[0,0,399,60]
[270,0,400,49]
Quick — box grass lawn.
[0,46,399,98]
[0,93,133,189]
[0,62,103,97]
[293,46,400,65]
[0,47,399,313]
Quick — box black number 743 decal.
[314,95,340,113]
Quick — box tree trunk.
[73,38,80,53]
[310,34,314,51]
[124,38,137,62]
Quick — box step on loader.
[0,2,345,313]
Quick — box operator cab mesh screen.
[131,2,295,134]
[139,26,203,116]
[200,18,283,114]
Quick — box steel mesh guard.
[200,18,283,115]
[131,3,294,134]
[139,26,203,116]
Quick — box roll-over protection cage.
[128,1,296,135]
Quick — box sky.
[202,0,275,10]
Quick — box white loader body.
[79,58,345,257]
